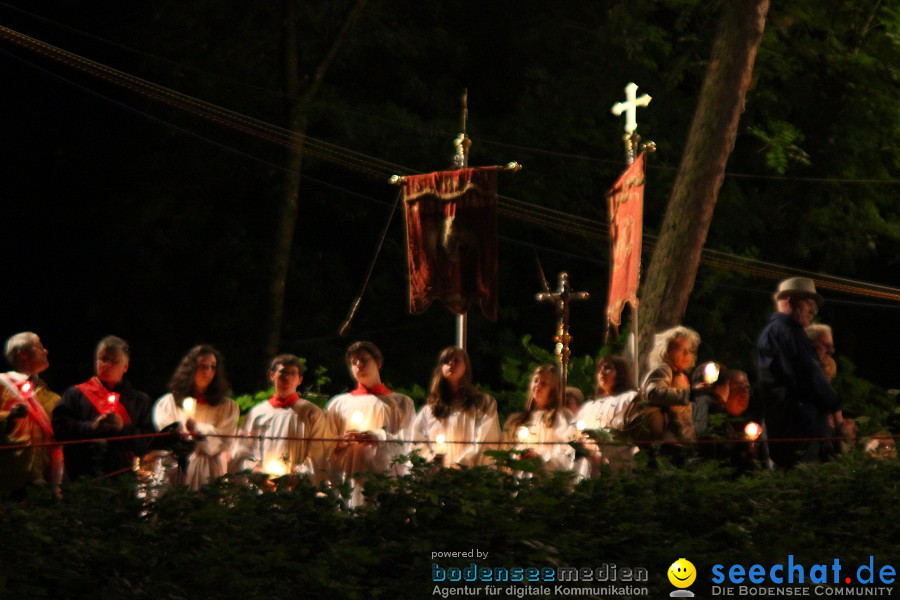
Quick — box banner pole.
[456,314,467,350]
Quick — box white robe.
[574,390,639,477]
[323,391,414,507]
[501,409,576,473]
[152,393,239,491]
[412,395,500,467]
[229,398,326,483]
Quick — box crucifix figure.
[611,82,652,164]
[536,272,590,392]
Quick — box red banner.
[403,168,498,320]
[606,153,645,330]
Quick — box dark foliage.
[1,455,897,598]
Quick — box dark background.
[2,0,898,401]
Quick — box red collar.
[268,393,300,409]
[350,382,392,396]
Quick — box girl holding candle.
[413,346,500,468]
[633,326,701,453]
[153,345,238,490]
[501,364,575,473]
[574,355,639,477]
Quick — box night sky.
[2,1,898,402]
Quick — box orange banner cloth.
[606,153,645,330]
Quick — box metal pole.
[455,89,470,350]
[630,304,640,389]
[456,313,467,350]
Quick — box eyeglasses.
[274,368,300,377]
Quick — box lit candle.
[744,421,762,441]
[703,362,720,384]
[350,411,365,430]
[19,381,33,397]
[576,420,586,432]
[435,433,447,454]
[107,393,119,410]
[516,426,530,443]
[265,459,288,477]
[182,397,196,418]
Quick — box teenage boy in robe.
[230,354,326,483]
[324,341,414,507]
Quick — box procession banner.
[403,168,498,321]
[606,153,645,331]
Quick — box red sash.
[9,377,63,473]
[76,378,132,425]
[268,393,299,409]
[12,380,55,441]
[350,383,392,396]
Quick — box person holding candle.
[0,332,63,497]
[574,355,639,477]
[324,341,414,507]
[152,345,238,490]
[691,362,760,472]
[632,326,701,465]
[230,354,326,483]
[412,346,500,468]
[501,364,575,473]
[52,336,153,481]
[691,362,731,438]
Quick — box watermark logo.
[668,558,696,598]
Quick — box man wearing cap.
[757,277,840,467]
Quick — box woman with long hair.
[413,346,499,467]
[153,345,238,490]
[635,325,701,444]
[575,355,639,477]
[501,364,575,472]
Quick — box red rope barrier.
[2,430,893,452]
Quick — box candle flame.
[703,362,720,384]
[435,434,446,445]
[21,382,32,394]
[350,411,364,427]
[107,394,117,405]
[265,459,288,477]
[182,397,196,417]
[744,421,762,440]
[576,420,586,432]
[516,426,530,442]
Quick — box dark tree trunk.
[637,0,770,368]
[265,0,369,358]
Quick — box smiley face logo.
[668,558,696,588]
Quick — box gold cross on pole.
[535,272,590,392]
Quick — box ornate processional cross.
[536,272,590,392]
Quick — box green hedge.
[1,454,897,599]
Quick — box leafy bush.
[1,455,897,598]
